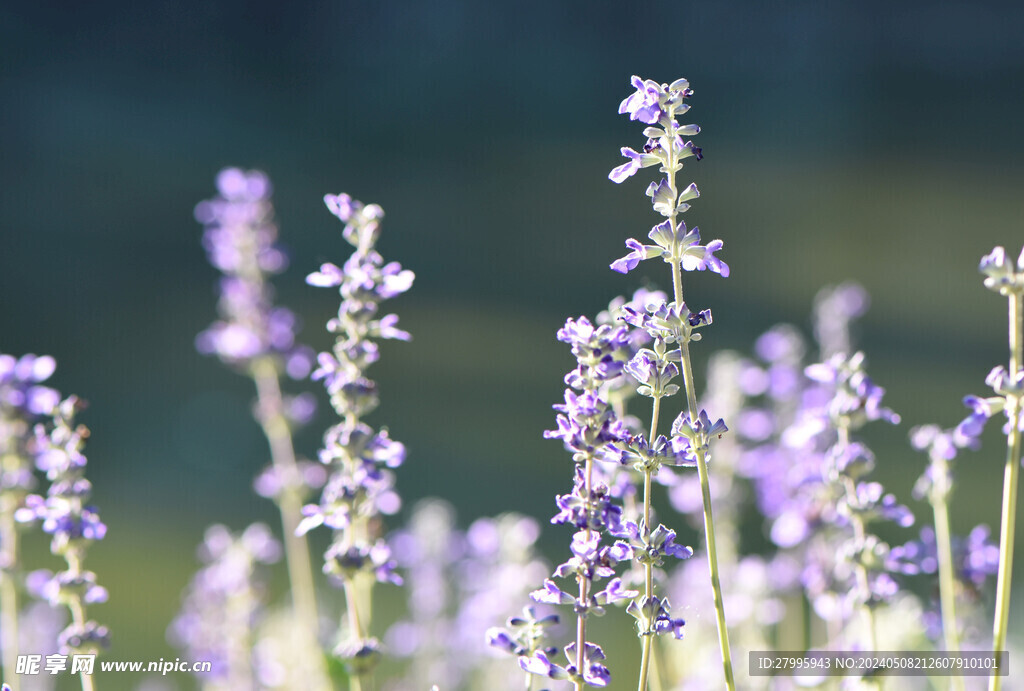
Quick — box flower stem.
[574,454,595,691]
[252,358,320,625]
[252,357,331,690]
[636,397,660,691]
[989,291,1022,691]
[931,460,966,691]
[343,577,367,691]
[66,597,96,691]
[672,260,735,691]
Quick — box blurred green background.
[2,0,1024,687]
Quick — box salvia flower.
[796,350,912,651]
[607,74,734,689]
[170,523,280,686]
[0,353,59,492]
[194,168,331,690]
[0,352,61,682]
[303,193,413,680]
[16,396,109,660]
[961,246,1024,690]
[979,245,1024,296]
[195,168,313,376]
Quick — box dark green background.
[2,1,1023,687]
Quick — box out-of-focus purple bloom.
[196,168,313,376]
[1,353,60,502]
[324,540,402,586]
[813,283,869,358]
[170,524,279,684]
[806,352,900,428]
[14,396,109,658]
[890,525,999,591]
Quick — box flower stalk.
[195,168,329,688]
[301,193,412,688]
[951,247,1024,691]
[990,290,1021,691]
[611,75,734,690]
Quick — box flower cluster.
[608,75,734,689]
[194,168,335,690]
[301,193,412,674]
[16,396,110,657]
[0,353,59,492]
[169,523,280,686]
[388,500,552,691]
[799,352,912,642]
[954,246,1024,689]
[609,77,726,281]
[957,248,1024,445]
[515,317,637,687]
[195,168,314,380]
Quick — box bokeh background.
[2,0,1024,687]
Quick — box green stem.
[252,359,321,627]
[645,109,736,691]
[574,455,595,691]
[837,423,881,690]
[990,291,1022,691]
[649,639,665,691]
[0,499,19,681]
[931,462,966,691]
[66,597,96,691]
[636,396,661,691]
[343,577,367,691]
[637,637,653,691]
[672,260,735,691]
[252,358,331,690]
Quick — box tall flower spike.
[169,523,280,687]
[610,75,734,691]
[0,352,60,680]
[529,316,634,690]
[194,168,329,689]
[15,396,109,691]
[957,246,1024,691]
[304,193,413,688]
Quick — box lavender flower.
[388,501,553,690]
[0,352,60,680]
[523,316,636,689]
[303,193,413,684]
[15,396,109,691]
[608,75,733,690]
[799,351,912,658]
[194,168,329,689]
[170,523,280,688]
[956,246,1024,691]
